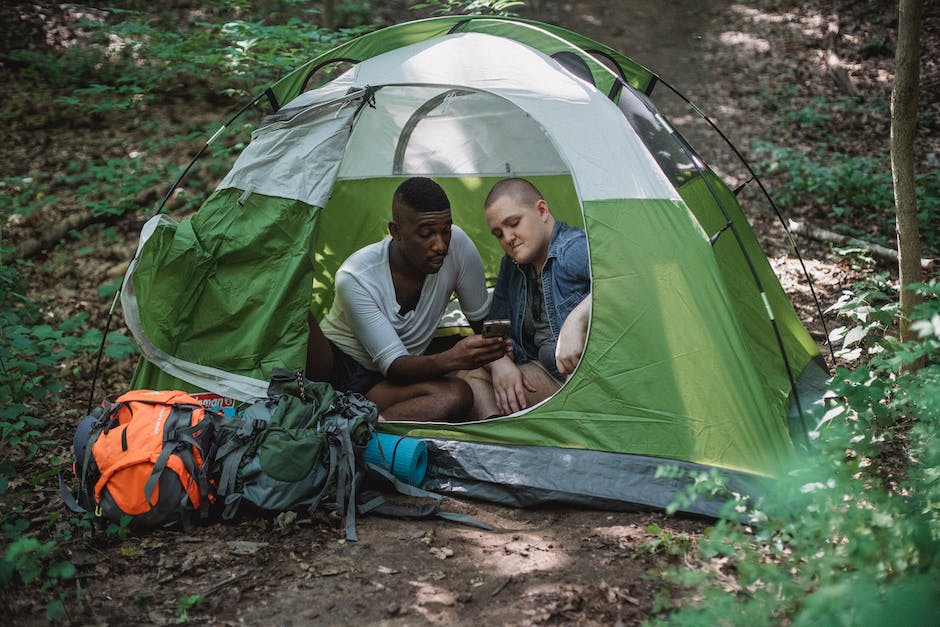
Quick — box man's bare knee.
[433,378,473,419]
[518,362,560,407]
[368,378,473,422]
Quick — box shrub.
[753,141,940,254]
[656,282,940,625]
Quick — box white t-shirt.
[320,226,490,375]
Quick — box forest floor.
[2,0,938,624]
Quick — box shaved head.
[392,177,450,223]
[484,178,544,210]
[484,177,555,269]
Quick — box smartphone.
[482,319,511,339]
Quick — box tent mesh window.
[616,83,702,189]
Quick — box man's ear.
[536,199,551,221]
[388,220,400,240]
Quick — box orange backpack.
[62,390,222,530]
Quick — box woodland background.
[1,0,938,624]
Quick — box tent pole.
[624,78,810,437]
[649,75,836,369]
[86,90,270,411]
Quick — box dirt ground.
[3,0,937,624]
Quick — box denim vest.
[489,221,591,365]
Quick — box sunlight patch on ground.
[729,4,832,39]
[716,103,741,117]
[589,522,669,555]
[408,580,460,623]
[579,13,602,27]
[730,4,796,24]
[462,530,571,577]
[591,523,651,545]
[874,68,894,85]
[769,255,845,296]
[719,31,770,54]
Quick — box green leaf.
[45,599,66,622]
[45,560,76,581]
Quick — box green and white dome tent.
[121,16,828,516]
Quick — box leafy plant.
[411,0,526,16]
[826,273,898,363]
[176,594,205,623]
[642,523,693,557]
[0,537,76,620]
[57,157,166,217]
[36,6,375,108]
[656,281,940,625]
[0,177,58,220]
[753,141,940,254]
[0,235,138,504]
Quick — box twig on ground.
[491,575,513,598]
[202,571,249,596]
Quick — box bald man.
[461,178,591,419]
[306,177,507,422]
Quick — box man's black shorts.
[326,341,383,395]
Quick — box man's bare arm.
[385,335,506,384]
[555,296,591,375]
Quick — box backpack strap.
[59,471,87,515]
[70,401,122,517]
[362,463,493,531]
[334,419,360,541]
[217,406,273,520]
[169,420,213,524]
[142,405,199,508]
[306,433,340,515]
[303,418,362,541]
[191,412,221,521]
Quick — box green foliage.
[656,282,940,625]
[1,536,75,622]
[5,120,247,230]
[781,95,880,131]
[642,523,693,557]
[411,0,526,16]
[58,157,167,217]
[176,594,205,623]
[1,537,76,622]
[826,272,897,363]
[753,141,940,254]
[105,515,134,540]
[0,177,57,219]
[0,241,137,486]
[18,3,376,110]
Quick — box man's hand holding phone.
[482,319,511,339]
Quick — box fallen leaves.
[226,540,268,556]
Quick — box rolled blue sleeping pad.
[363,432,428,486]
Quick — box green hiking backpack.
[213,369,378,540]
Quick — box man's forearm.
[385,352,456,384]
[565,296,590,332]
[555,296,591,375]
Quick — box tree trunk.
[322,0,335,30]
[891,0,924,345]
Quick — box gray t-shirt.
[521,265,562,382]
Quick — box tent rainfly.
[122,16,828,517]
